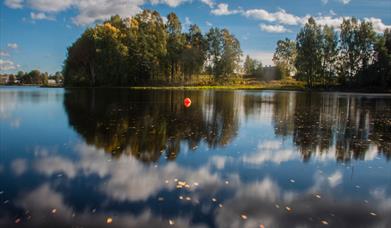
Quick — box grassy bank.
[128,79,306,90]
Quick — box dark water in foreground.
[0,86,390,228]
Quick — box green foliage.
[63,10,242,87]
[243,55,263,78]
[295,17,323,88]
[287,17,389,90]
[273,38,297,79]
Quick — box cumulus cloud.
[4,0,23,9]
[234,6,390,33]
[364,17,391,33]
[30,12,55,20]
[27,0,73,12]
[200,0,214,8]
[244,8,303,25]
[4,0,188,25]
[339,0,351,4]
[7,43,18,49]
[260,24,291,33]
[150,0,187,8]
[211,3,241,16]
[0,59,20,70]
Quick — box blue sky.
[1,0,390,74]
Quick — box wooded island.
[2,9,390,91]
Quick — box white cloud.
[339,0,351,4]
[211,3,241,16]
[150,0,187,8]
[200,0,214,8]
[0,59,20,70]
[243,7,390,33]
[4,0,23,9]
[205,21,212,27]
[244,9,303,25]
[30,12,55,21]
[7,43,18,49]
[72,0,144,25]
[321,0,329,4]
[0,51,9,57]
[260,24,291,33]
[5,0,187,25]
[27,0,73,12]
[364,17,391,33]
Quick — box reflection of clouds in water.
[0,91,21,128]
[242,140,381,166]
[309,170,343,194]
[327,171,343,188]
[34,144,224,201]
[370,188,391,211]
[215,177,390,228]
[14,183,206,228]
[13,143,391,227]
[242,140,297,165]
[11,159,28,176]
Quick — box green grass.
[128,80,306,90]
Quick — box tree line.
[273,17,391,89]
[0,70,63,85]
[63,10,242,87]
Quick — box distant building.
[48,79,57,85]
[262,66,278,81]
[0,75,10,84]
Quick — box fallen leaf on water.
[321,220,328,225]
[240,214,248,220]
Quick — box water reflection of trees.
[64,89,391,163]
[270,93,391,161]
[64,89,239,162]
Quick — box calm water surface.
[0,86,390,228]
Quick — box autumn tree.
[273,38,296,79]
[295,17,323,88]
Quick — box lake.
[0,86,390,228]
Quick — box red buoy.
[184,98,191,108]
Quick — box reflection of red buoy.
[184,98,191,108]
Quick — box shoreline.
[2,84,390,94]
